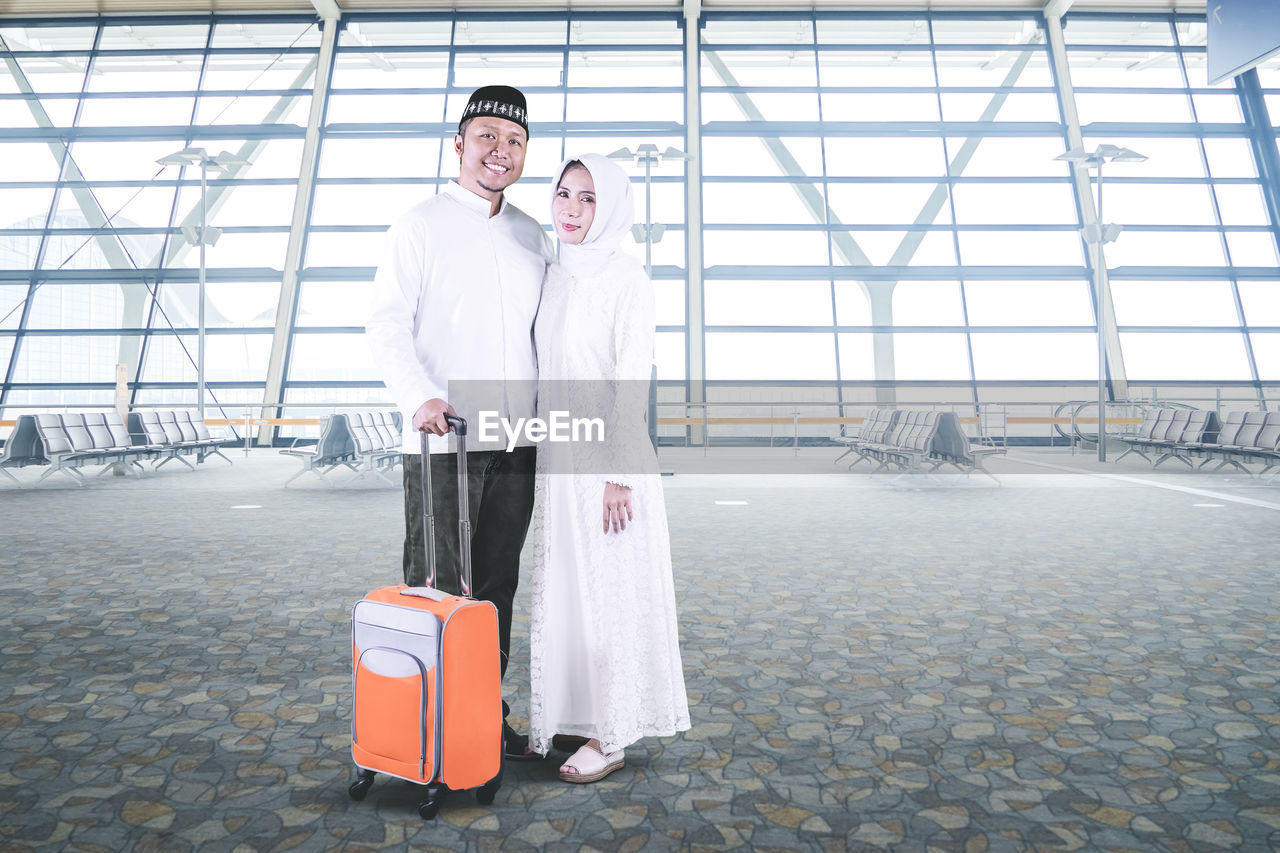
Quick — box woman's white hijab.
[551,153,635,277]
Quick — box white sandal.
[558,743,625,784]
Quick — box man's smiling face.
[454,117,527,203]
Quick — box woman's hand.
[603,483,634,533]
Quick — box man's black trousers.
[401,446,535,680]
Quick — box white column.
[258,11,341,446]
[683,0,706,445]
[1045,9,1128,401]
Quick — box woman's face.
[552,165,596,245]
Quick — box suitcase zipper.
[353,619,439,640]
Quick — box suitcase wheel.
[477,771,501,805]
[348,769,375,801]
[417,783,447,820]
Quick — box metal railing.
[651,396,1278,452]
[3,395,1276,453]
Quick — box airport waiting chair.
[130,411,191,471]
[102,411,156,472]
[281,414,355,487]
[368,411,397,451]
[886,411,941,475]
[865,410,919,472]
[82,413,145,476]
[1208,411,1268,473]
[155,411,200,469]
[1118,408,1175,463]
[342,412,398,487]
[1152,409,1216,469]
[31,414,94,485]
[172,411,200,448]
[0,415,46,487]
[104,412,153,471]
[1231,412,1280,476]
[184,412,232,464]
[926,412,1002,485]
[1142,409,1190,454]
[171,411,229,465]
[833,408,887,465]
[1115,408,1163,462]
[1184,410,1245,469]
[62,413,147,475]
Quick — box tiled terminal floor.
[2,448,1278,851]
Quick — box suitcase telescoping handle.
[418,414,472,598]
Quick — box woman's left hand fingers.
[602,503,625,533]
[602,485,635,534]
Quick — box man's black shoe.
[503,720,540,761]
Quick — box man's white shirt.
[366,180,552,454]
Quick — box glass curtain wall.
[700,12,1087,418]
[700,11,1278,406]
[1256,54,1280,384]
[1,10,1278,431]
[283,12,687,424]
[0,16,317,419]
[1062,14,1277,396]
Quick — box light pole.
[156,148,248,420]
[1056,144,1147,462]
[607,144,689,276]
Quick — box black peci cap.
[458,85,529,136]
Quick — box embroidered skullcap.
[459,85,529,136]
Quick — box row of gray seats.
[0,410,229,487]
[129,410,231,470]
[281,410,402,488]
[835,408,1003,483]
[1117,407,1280,476]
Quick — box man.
[366,85,551,759]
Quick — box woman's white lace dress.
[528,255,691,755]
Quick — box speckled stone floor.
[1,448,1278,851]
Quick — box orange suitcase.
[347,416,503,819]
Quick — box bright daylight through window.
[1,11,1277,437]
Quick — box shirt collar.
[444,180,506,218]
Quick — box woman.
[528,154,690,783]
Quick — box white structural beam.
[683,0,707,444]
[1044,11,1129,400]
[1043,0,1075,19]
[0,0,1210,13]
[257,5,340,445]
